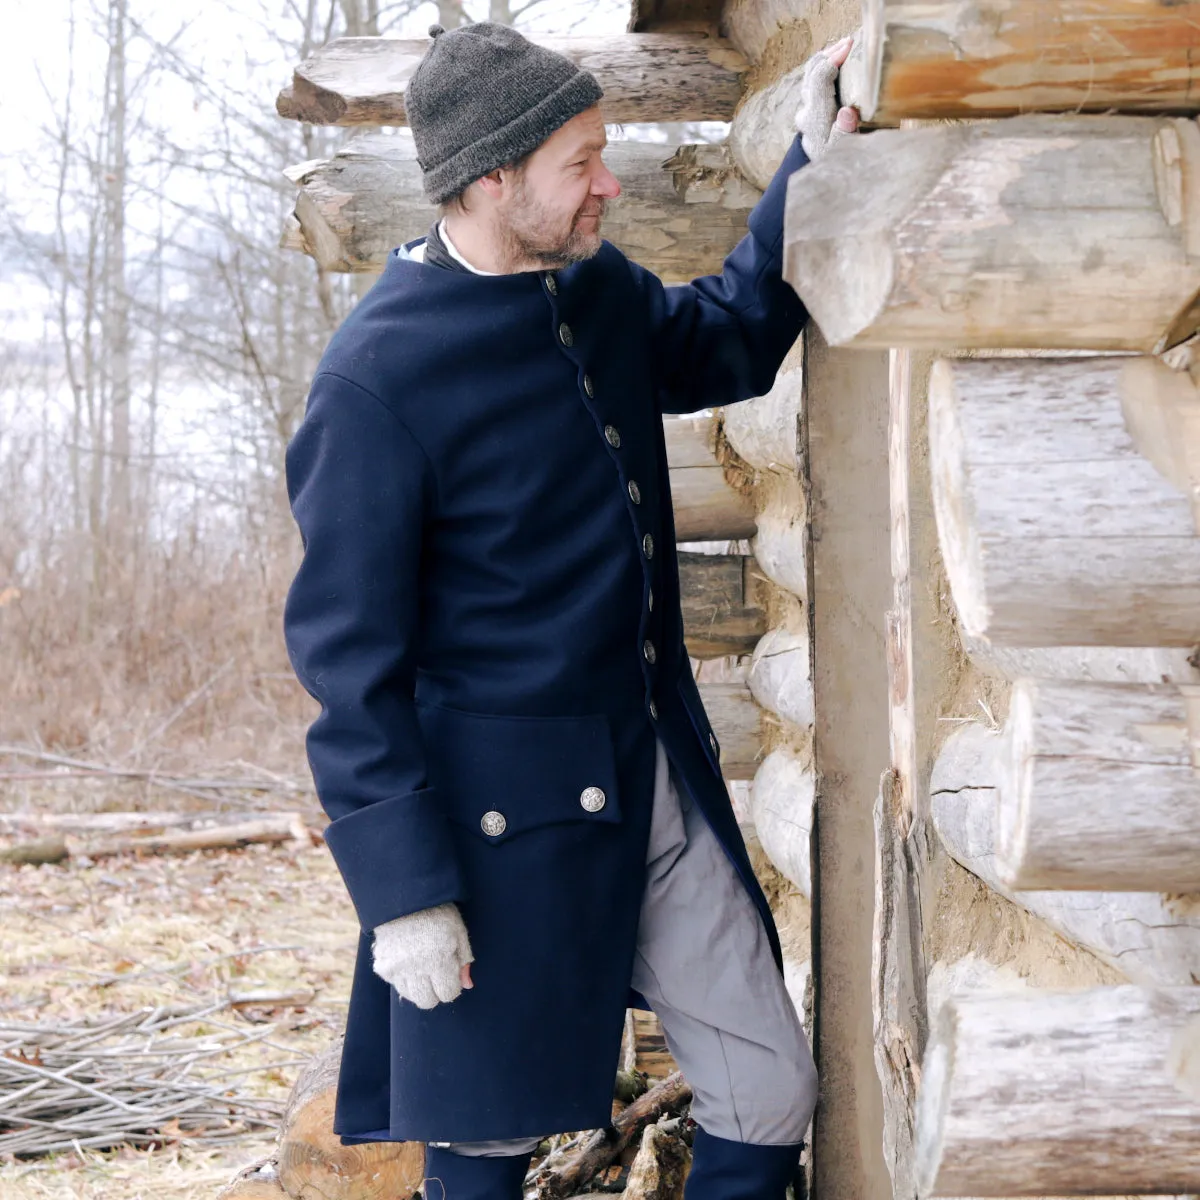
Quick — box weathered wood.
[961,639,1200,687]
[861,0,1200,124]
[665,418,758,541]
[752,475,808,598]
[536,1073,693,1200]
[277,1042,425,1200]
[278,34,748,127]
[679,552,767,657]
[722,367,802,473]
[750,748,814,898]
[930,356,1200,646]
[623,1123,691,1200]
[630,0,723,32]
[931,723,1200,987]
[748,625,814,729]
[804,324,895,1200]
[729,65,809,190]
[784,116,1200,352]
[283,134,761,282]
[216,1161,290,1200]
[914,986,1200,1196]
[698,680,764,780]
[997,679,1200,893]
[721,0,816,63]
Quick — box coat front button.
[545,273,558,295]
[580,787,606,813]
[583,374,595,398]
[605,425,621,448]
[709,733,719,756]
[628,480,642,505]
[559,322,574,347]
[648,588,654,612]
[649,700,659,720]
[481,811,507,837]
[644,639,657,665]
[643,533,655,560]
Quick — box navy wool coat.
[283,136,811,1145]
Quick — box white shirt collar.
[438,220,498,276]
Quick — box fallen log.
[623,1122,691,1200]
[283,134,761,281]
[536,1072,692,1200]
[277,1042,425,1200]
[914,986,1200,1196]
[679,552,767,658]
[784,115,1200,352]
[665,418,758,542]
[277,34,748,127]
[930,723,1200,987]
[860,0,1200,124]
[929,355,1200,646]
[0,815,310,866]
[997,678,1200,893]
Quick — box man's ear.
[476,169,506,200]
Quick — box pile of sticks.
[0,1002,297,1156]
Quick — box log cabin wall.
[274,2,1200,1197]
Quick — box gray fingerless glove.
[794,52,852,162]
[371,902,474,1010]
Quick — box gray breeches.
[439,739,818,1157]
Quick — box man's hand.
[371,902,475,1010]
[795,35,861,162]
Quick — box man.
[284,22,858,1200]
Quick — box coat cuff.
[322,787,466,931]
[748,134,810,251]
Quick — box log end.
[913,1003,957,1198]
[928,358,990,641]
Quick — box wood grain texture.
[283,134,762,281]
[665,418,758,541]
[679,552,767,657]
[914,986,1200,1196]
[277,1043,425,1200]
[698,680,764,780]
[783,115,1200,351]
[997,678,1200,892]
[278,34,748,127]
[931,722,1200,987]
[861,0,1200,124]
[929,355,1200,646]
[750,748,814,898]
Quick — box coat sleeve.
[630,135,811,416]
[283,371,466,931]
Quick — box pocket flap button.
[580,787,607,813]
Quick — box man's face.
[498,106,622,269]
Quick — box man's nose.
[593,162,621,201]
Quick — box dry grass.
[0,828,358,1199]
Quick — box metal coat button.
[628,480,642,505]
[649,699,659,720]
[559,322,574,347]
[605,425,621,449]
[644,639,657,665]
[708,733,719,756]
[584,375,595,399]
[580,787,606,813]
[648,588,654,612]
[545,273,558,295]
[481,811,507,837]
[643,533,655,559]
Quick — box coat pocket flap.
[415,703,622,843]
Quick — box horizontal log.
[721,0,816,64]
[665,417,758,541]
[961,639,1200,687]
[722,367,802,473]
[783,115,1200,352]
[861,0,1200,125]
[750,748,814,898]
[282,134,761,282]
[698,680,764,780]
[915,986,1200,1196]
[748,625,813,729]
[997,679,1200,892]
[277,34,748,127]
[679,552,767,657]
[931,723,1200,987]
[930,356,1200,646]
[729,64,808,191]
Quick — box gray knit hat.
[406,22,604,206]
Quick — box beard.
[499,178,607,270]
